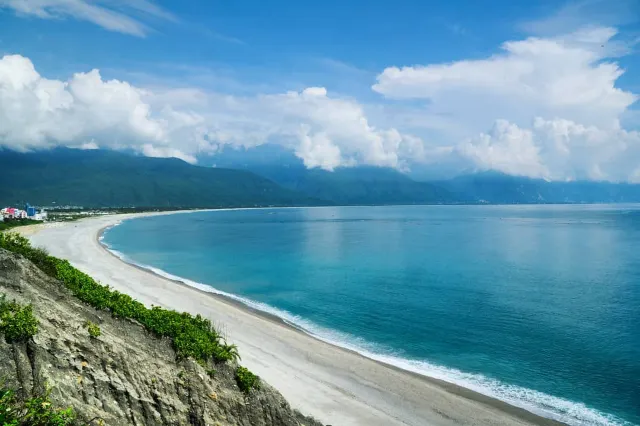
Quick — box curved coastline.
[25,212,578,426]
[98,213,631,426]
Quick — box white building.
[1,207,28,220]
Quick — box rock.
[0,248,323,426]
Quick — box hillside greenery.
[0,233,258,392]
[231,164,453,205]
[0,386,78,426]
[0,296,78,425]
[7,147,640,207]
[0,295,39,344]
[0,149,319,208]
[235,366,260,393]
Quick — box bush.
[0,232,240,365]
[84,321,101,338]
[235,366,260,393]
[0,387,77,426]
[0,233,57,276]
[0,295,39,344]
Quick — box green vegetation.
[0,295,39,344]
[235,366,260,393]
[206,369,216,378]
[0,387,77,426]
[0,218,41,232]
[0,298,78,425]
[255,165,452,205]
[0,233,243,366]
[0,149,318,208]
[84,321,101,338]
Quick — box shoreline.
[24,212,566,426]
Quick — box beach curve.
[21,212,566,426]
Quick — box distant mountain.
[245,165,452,205]
[0,149,319,208]
[437,172,640,204]
[205,145,451,205]
[3,148,640,208]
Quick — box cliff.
[0,248,323,426]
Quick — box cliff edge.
[0,248,323,426]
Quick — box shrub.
[235,366,260,393]
[214,342,241,363]
[0,295,39,344]
[0,233,240,365]
[84,321,101,338]
[0,233,57,276]
[0,386,76,425]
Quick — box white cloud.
[373,27,636,131]
[373,26,640,181]
[456,120,548,179]
[0,54,424,171]
[0,0,174,36]
[520,0,639,36]
[2,22,640,182]
[0,54,174,155]
[422,117,640,182]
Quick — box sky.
[0,0,639,181]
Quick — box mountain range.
[3,148,640,207]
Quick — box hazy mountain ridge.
[437,172,640,204]
[3,149,640,207]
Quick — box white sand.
[22,213,560,426]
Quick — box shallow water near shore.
[102,205,640,426]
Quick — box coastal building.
[25,204,36,218]
[1,205,46,221]
[1,207,23,219]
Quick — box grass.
[0,232,246,367]
[0,294,39,344]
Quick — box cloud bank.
[0,55,421,170]
[0,25,639,181]
[374,26,640,181]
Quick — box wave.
[100,224,633,426]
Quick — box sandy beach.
[20,212,564,426]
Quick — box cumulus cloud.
[0,54,174,154]
[0,0,175,37]
[373,27,636,131]
[0,54,423,170]
[1,23,640,181]
[373,26,640,181]
[422,118,640,182]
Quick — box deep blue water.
[102,205,640,426]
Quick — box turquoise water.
[102,205,640,425]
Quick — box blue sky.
[0,0,639,181]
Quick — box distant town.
[0,204,47,222]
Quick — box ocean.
[101,205,640,426]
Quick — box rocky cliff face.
[0,248,322,426]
